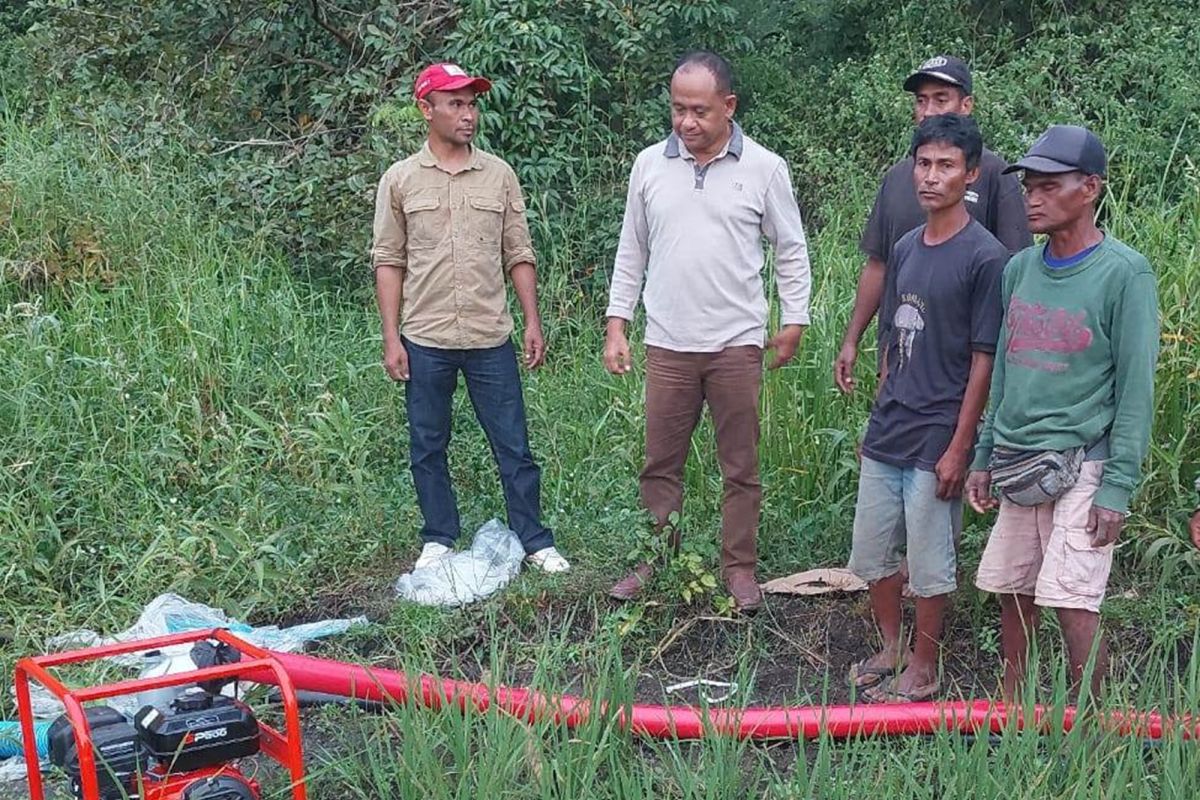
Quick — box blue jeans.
[848,456,960,597]
[403,337,553,554]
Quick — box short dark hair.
[674,50,734,95]
[910,113,982,170]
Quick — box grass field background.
[2,0,1200,795]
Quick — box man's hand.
[966,470,998,513]
[383,337,409,381]
[834,340,857,393]
[603,320,632,375]
[1190,510,1200,550]
[1086,505,1126,547]
[935,445,971,500]
[766,324,805,370]
[523,322,546,370]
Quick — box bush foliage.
[5,0,1197,286]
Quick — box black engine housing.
[180,774,260,799]
[134,689,260,772]
[48,706,150,800]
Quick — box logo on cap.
[921,56,948,69]
[413,63,492,101]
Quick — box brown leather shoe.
[609,562,655,601]
[725,571,763,613]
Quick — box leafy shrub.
[9,0,1197,287]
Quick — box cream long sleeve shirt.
[605,125,812,352]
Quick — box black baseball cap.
[1002,125,1107,177]
[903,55,972,95]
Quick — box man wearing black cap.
[967,125,1159,701]
[834,55,1032,394]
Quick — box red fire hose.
[16,633,1198,800]
[23,628,1195,800]
[266,651,1196,741]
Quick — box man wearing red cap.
[372,63,569,574]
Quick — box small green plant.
[976,622,1001,659]
[711,593,738,618]
[604,604,646,638]
[627,511,722,606]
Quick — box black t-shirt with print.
[862,219,1009,471]
[861,147,1032,365]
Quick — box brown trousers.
[641,345,763,577]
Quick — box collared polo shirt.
[606,124,812,353]
[372,143,536,349]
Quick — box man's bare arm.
[375,265,408,381]
[835,256,886,393]
[936,351,994,499]
[509,262,545,369]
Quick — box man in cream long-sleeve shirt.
[604,51,812,611]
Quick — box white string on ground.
[663,679,739,704]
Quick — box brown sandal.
[849,661,899,689]
[862,677,941,704]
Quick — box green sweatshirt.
[973,235,1159,514]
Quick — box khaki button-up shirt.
[372,143,536,349]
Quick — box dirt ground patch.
[255,570,1184,707]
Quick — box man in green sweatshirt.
[1190,476,1200,550]
[966,125,1159,701]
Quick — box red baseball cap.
[414,63,492,101]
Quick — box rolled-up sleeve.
[502,168,537,272]
[605,155,650,321]
[371,168,407,271]
[761,160,812,326]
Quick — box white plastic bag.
[394,519,525,607]
[45,593,366,662]
[23,594,367,719]
[0,756,33,784]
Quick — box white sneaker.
[526,546,571,574]
[414,542,451,570]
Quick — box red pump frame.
[13,629,306,800]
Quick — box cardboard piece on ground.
[760,567,868,595]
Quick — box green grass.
[282,625,1200,799]
[1,95,1199,798]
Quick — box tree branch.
[307,0,358,55]
[208,127,362,156]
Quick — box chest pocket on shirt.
[466,193,505,248]
[403,194,442,250]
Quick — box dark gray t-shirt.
[862,147,1032,361]
[862,219,1009,471]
